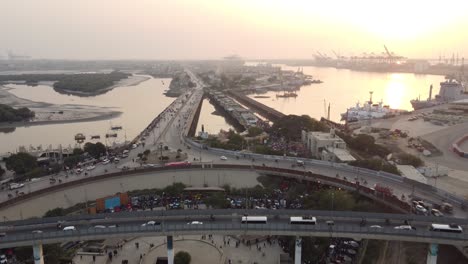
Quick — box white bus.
[290,216,317,225]
[241,216,267,224]
[429,224,463,233]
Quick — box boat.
[90,135,100,139]
[410,79,468,110]
[276,92,298,98]
[254,95,270,98]
[105,133,118,138]
[111,125,123,130]
[74,133,86,142]
[341,91,408,121]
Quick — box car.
[131,144,138,149]
[75,168,83,174]
[86,165,96,171]
[0,233,6,238]
[296,160,305,166]
[415,204,427,214]
[9,183,25,190]
[394,225,415,230]
[188,221,203,225]
[369,225,382,229]
[32,230,43,234]
[431,209,444,217]
[113,157,120,163]
[121,153,129,158]
[146,221,160,226]
[343,241,359,248]
[326,220,334,226]
[93,225,106,229]
[220,156,227,161]
[102,159,110,165]
[63,226,76,231]
[0,255,6,264]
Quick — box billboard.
[104,196,121,209]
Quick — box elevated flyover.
[227,90,285,121]
[0,209,467,249]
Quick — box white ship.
[341,91,408,121]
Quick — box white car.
[0,255,6,264]
[32,230,43,234]
[394,225,415,230]
[75,168,83,174]
[146,221,160,226]
[369,225,382,229]
[9,183,25,190]
[86,165,96,171]
[102,159,110,165]
[188,221,203,225]
[415,205,427,214]
[93,225,106,229]
[220,156,227,161]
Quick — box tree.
[44,207,66,218]
[247,126,263,137]
[5,152,38,175]
[174,251,191,264]
[398,153,424,167]
[83,142,107,159]
[271,115,328,141]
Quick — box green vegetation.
[338,133,391,158]
[63,148,85,167]
[349,159,400,175]
[127,182,187,197]
[205,129,246,151]
[5,152,38,175]
[83,142,107,159]
[0,104,35,123]
[247,126,263,137]
[397,153,424,167]
[271,115,328,141]
[174,251,191,264]
[0,71,130,95]
[44,207,66,218]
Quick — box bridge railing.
[183,137,467,207]
[1,222,467,248]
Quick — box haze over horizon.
[1,0,468,60]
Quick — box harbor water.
[0,66,445,153]
[247,64,444,122]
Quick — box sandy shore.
[0,85,122,128]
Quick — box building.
[301,129,355,162]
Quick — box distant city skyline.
[1,0,468,60]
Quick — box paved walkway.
[72,235,284,264]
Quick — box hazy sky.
[1,0,468,60]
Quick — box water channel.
[0,66,445,153]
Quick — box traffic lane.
[2,213,452,236]
[2,218,463,242]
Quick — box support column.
[167,236,174,264]
[426,243,438,264]
[32,244,44,264]
[294,236,302,264]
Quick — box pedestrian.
[140,254,143,260]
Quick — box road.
[0,209,466,248]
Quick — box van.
[296,160,304,166]
[63,226,76,231]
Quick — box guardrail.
[1,222,467,248]
[184,137,467,208]
[2,209,467,229]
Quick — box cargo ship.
[341,91,408,121]
[410,79,468,110]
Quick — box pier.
[227,90,285,121]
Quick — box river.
[0,76,175,153]
[246,64,444,122]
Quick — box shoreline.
[0,110,122,129]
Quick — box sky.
[1,0,468,60]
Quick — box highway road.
[0,210,467,248]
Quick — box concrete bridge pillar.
[426,243,438,264]
[32,243,44,264]
[167,235,174,264]
[294,236,302,264]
